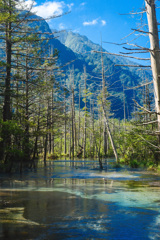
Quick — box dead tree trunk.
[145,0,160,144]
[51,88,54,154]
[78,78,81,146]
[69,117,71,158]
[123,84,126,131]
[3,6,12,122]
[64,93,67,155]
[102,104,118,163]
[0,6,12,162]
[23,55,30,164]
[44,99,49,166]
[71,87,74,158]
[83,66,87,158]
[98,113,103,169]
[101,37,107,156]
[92,98,95,158]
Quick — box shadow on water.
[0,158,160,239]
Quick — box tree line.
[0,0,160,173]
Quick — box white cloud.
[16,0,36,9]
[67,3,74,11]
[32,1,65,18]
[101,20,106,26]
[73,28,80,33]
[83,19,98,26]
[83,18,107,27]
[80,2,86,6]
[17,1,74,19]
[58,23,65,30]
[25,0,36,6]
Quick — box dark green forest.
[0,0,160,173]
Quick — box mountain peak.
[54,30,103,54]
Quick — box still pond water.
[0,159,160,240]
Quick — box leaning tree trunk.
[102,104,118,163]
[145,0,160,144]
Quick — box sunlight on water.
[52,170,139,180]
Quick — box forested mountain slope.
[54,30,152,119]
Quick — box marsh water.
[0,159,160,240]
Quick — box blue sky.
[25,0,156,58]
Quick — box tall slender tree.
[145,0,160,144]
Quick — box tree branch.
[137,134,160,149]
[131,28,151,34]
[93,50,150,60]
[119,11,146,15]
[115,64,151,68]
[125,81,153,90]
[133,99,157,114]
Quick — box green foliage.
[117,127,159,168]
[0,120,25,172]
[0,120,24,139]
[7,148,25,161]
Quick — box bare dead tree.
[83,66,87,158]
[102,103,118,163]
[145,0,160,144]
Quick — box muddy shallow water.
[0,159,160,239]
